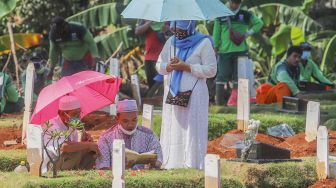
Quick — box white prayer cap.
[117,99,138,113]
[59,96,81,111]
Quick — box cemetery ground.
[1,93,336,187]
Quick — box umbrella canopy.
[30,71,121,125]
[121,0,234,21]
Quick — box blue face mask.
[301,51,311,60]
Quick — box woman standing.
[156,20,217,169]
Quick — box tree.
[42,119,84,178]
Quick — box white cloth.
[156,37,217,169]
[41,116,78,173]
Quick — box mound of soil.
[277,131,336,158]
[82,111,116,131]
[208,129,336,159]
[309,179,336,188]
[207,129,284,158]
[0,128,25,150]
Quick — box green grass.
[221,157,317,188]
[0,150,26,172]
[0,158,317,188]
[0,169,243,188]
[153,113,306,140]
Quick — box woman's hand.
[170,60,191,72]
[166,63,174,72]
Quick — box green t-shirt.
[268,61,300,95]
[49,22,99,67]
[212,9,263,53]
[300,59,333,85]
[0,72,19,113]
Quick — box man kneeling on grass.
[96,99,162,170]
[42,96,100,173]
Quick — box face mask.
[64,112,80,123]
[174,31,189,40]
[119,124,137,135]
[301,51,311,60]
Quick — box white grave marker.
[142,104,154,130]
[238,56,256,98]
[204,154,221,188]
[112,139,125,188]
[26,124,43,176]
[305,101,320,142]
[22,63,35,144]
[237,78,250,131]
[317,126,329,180]
[110,58,120,116]
[131,74,141,108]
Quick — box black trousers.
[144,60,158,89]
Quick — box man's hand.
[295,92,304,99]
[89,143,101,156]
[82,131,93,142]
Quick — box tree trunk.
[7,20,20,90]
[52,164,57,178]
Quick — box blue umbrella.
[121,0,234,21]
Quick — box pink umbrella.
[30,71,121,125]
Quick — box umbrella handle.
[174,21,176,57]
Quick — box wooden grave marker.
[27,124,43,176]
[305,101,320,142]
[238,56,256,98]
[204,154,221,188]
[112,139,125,188]
[317,126,329,180]
[110,58,120,116]
[131,74,141,109]
[22,63,35,144]
[142,104,154,130]
[237,78,250,131]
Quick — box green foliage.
[221,157,317,187]
[0,169,244,188]
[67,118,85,129]
[321,34,336,73]
[66,3,125,29]
[152,112,306,141]
[323,119,336,131]
[270,25,291,55]
[243,0,305,8]
[94,26,134,58]
[0,150,26,172]
[244,158,316,187]
[15,0,85,34]
[0,156,317,188]
[0,0,20,20]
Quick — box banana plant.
[0,33,42,55]
[66,0,141,59]
[321,34,336,73]
[0,0,20,20]
[66,2,127,29]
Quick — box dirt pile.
[207,129,284,158]
[208,129,336,158]
[309,179,336,188]
[0,128,25,150]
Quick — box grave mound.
[208,129,336,158]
